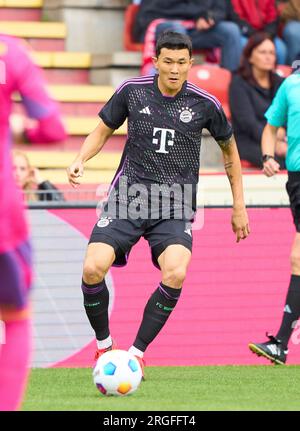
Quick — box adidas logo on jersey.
[139,106,151,115]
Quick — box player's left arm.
[218,135,250,242]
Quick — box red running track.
[51,208,300,367]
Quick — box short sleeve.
[265,80,288,127]
[99,87,128,130]
[205,103,233,141]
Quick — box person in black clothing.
[229,33,287,168]
[67,32,249,378]
[13,150,64,201]
[133,0,242,72]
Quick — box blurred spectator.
[133,0,242,73]
[0,36,66,145]
[229,33,286,168]
[279,0,300,64]
[0,34,66,411]
[229,0,287,64]
[12,150,64,202]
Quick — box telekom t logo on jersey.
[152,128,175,154]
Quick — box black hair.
[155,31,193,58]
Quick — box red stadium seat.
[240,160,257,169]
[124,4,143,52]
[276,64,292,78]
[188,64,231,117]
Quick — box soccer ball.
[93,349,143,396]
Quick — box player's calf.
[81,278,110,346]
[131,282,183,368]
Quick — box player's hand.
[263,158,280,177]
[67,160,84,188]
[231,206,250,243]
[196,17,212,31]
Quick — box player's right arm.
[261,123,280,177]
[67,119,114,188]
[68,81,128,187]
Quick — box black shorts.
[286,171,300,232]
[89,217,193,269]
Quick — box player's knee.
[82,260,106,285]
[162,266,187,287]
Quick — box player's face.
[153,48,193,96]
[13,154,31,188]
[249,39,276,72]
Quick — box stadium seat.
[0,21,66,39]
[46,84,114,102]
[124,4,143,52]
[188,64,231,117]
[0,0,42,5]
[240,160,257,170]
[276,64,292,78]
[31,52,91,69]
[0,0,43,20]
[64,116,127,136]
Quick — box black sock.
[133,283,182,352]
[276,274,300,349]
[81,279,110,341]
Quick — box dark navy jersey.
[99,74,232,217]
[100,74,232,186]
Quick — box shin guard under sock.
[133,283,182,352]
[81,279,110,341]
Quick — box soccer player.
[67,31,250,376]
[249,68,300,365]
[0,34,66,410]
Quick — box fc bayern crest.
[97,217,112,228]
[179,107,194,123]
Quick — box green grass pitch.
[22,366,300,411]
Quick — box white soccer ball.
[93,349,143,396]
